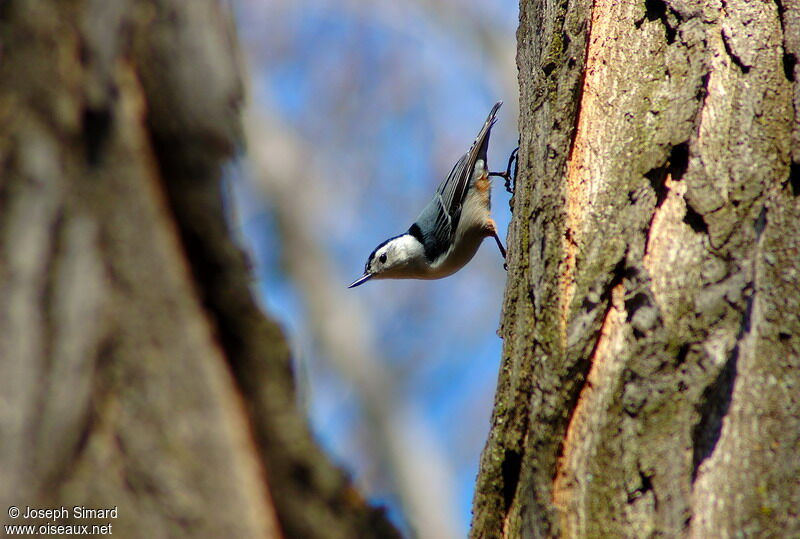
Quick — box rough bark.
[472,0,800,537]
[0,1,398,538]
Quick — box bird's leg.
[492,232,507,260]
[486,219,508,270]
[488,146,520,194]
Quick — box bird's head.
[348,233,426,287]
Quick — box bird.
[348,101,510,288]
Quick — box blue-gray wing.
[409,102,502,262]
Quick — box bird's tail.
[472,101,502,165]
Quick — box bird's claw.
[504,146,519,194]
[489,145,520,194]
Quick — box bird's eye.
[379,253,387,264]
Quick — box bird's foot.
[489,146,519,194]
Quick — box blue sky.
[233,1,518,535]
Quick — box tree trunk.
[0,2,397,538]
[472,0,800,537]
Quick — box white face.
[366,241,399,277]
[349,234,428,287]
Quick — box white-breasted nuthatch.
[349,101,512,288]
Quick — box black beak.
[348,273,373,288]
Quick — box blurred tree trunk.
[0,1,397,538]
[472,0,800,537]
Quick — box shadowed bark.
[0,1,398,537]
[472,0,800,537]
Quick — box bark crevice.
[637,0,681,44]
[787,161,800,196]
[81,106,113,166]
[721,30,752,74]
[682,201,709,235]
[690,345,739,481]
[783,52,797,82]
[501,449,524,512]
[692,205,765,481]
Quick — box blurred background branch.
[245,107,460,537]
[0,0,517,536]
